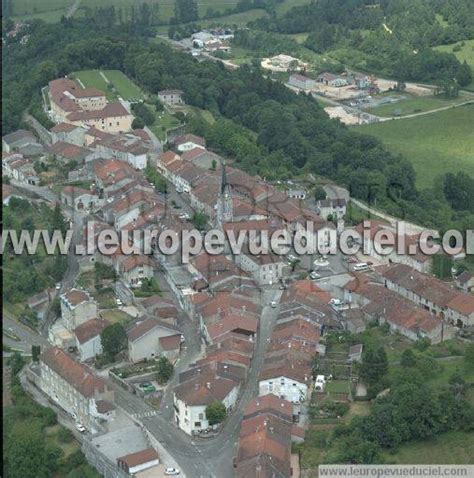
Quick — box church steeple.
[217,159,233,225]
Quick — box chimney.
[206,382,211,389]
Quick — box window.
[194,422,201,428]
[199,413,204,420]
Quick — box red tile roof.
[51,122,79,133]
[40,347,107,397]
[117,448,159,468]
[67,102,130,121]
[159,334,181,351]
[74,318,108,344]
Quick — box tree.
[174,0,198,23]
[156,356,174,384]
[400,349,416,368]
[313,185,326,201]
[360,345,388,386]
[100,323,127,357]
[205,401,227,426]
[191,211,208,230]
[132,117,145,129]
[457,60,472,87]
[32,345,41,362]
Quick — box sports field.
[357,104,474,189]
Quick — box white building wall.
[259,376,309,403]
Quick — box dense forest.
[2,14,473,236]
[250,0,473,84]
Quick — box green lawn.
[365,94,469,117]
[384,431,474,464]
[100,309,132,325]
[102,70,145,102]
[149,109,182,141]
[71,70,116,100]
[356,104,474,189]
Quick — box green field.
[103,70,145,101]
[11,0,309,24]
[384,431,474,464]
[71,69,144,101]
[365,94,469,117]
[71,69,114,98]
[356,104,474,189]
[149,109,182,141]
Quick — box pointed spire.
[221,158,227,195]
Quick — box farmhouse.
[172,133,206,152]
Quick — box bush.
[57,427,74,443]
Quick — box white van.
[353,262,369,272]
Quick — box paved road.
[111,288,281,477]
[3,311,49,353]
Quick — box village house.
[288,73,316,90]
[172,134,206,152]
[115,254,155,287]
[74,317,109,361]
[351,220,433,273]
[344,274,445,343]
[126,316,182,363]
[49,141,94,164]
[158,89,184,106]
[156,150,181,176]
[181,147,223,171]
[93,158,139,198]
[233,244,286,286]
[317,198,347,220]
[61,185,101,212]
[258,353,313,405]
[2,152,39,185]
[50,122,87,145]
[456,271,474,293]
[173,373,240,435]
[32,347,114,432]
[92,132,150,170]
[381,263,474,328]
[60,288,98,331]
[235,396,294,478]
[48,78,133,133]
[2,129,44,156]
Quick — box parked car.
[55,282,61,290]
[179,213,190,220]
[116,298,123,306]
[270,301,277,308]
[309,271,320,280]
[165,467,180,475]
[75,423,86,433]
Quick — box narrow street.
[110,288,282,477]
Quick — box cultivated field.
[357,104,474,189]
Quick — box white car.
[55,283,61,290]
[115,298,123,306]
[329,298,343,306]
[309,272,320,280]
[179,213,190,220]
[270,301,277,308]
[165,468,180,475]
[75,423,86,433]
